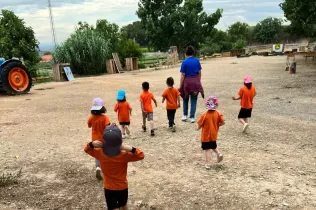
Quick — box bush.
[138,63,146,69]
[53,29,111,75]
[232,39,247,50]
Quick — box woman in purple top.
[179,46,204,123]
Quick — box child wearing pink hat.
[197,96,225,169]
[232,75,257,133]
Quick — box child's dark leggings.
[167,109,176,127]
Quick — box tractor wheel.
[1,61,32,95]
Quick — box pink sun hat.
[205,96,219,111]
[91,98,105,111]
[244,75,252,84]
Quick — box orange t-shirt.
[238,85,256,109]
[87,115,110,141]
[140,91,155,113]
[84,144,145,190]
[114,102,132,123]
[162,87,180,110]
[197,111,224,142]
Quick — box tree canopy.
[227,22,250,43]
[254,17,283,44]
[137,0,222,51]
[280,0,316,38]
[121,21,148,47]
[0,10,40,68]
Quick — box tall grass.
[53,29,111,75]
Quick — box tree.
[280,0,316,37]
[200,29,232,55]
[121,21,148,47]
[232,39,247,49]
[137,0,222,51]
[78,21,94,30]
[0,10,40,70]
[117,31,143,62]
[227,22,250,43]
[254,17,283,44]
[95,19,120,51]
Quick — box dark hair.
[186,46,195,56]
[142,82,149,90]
[244,83,252,90]
[166,77,174,87]
[91,106,106,115]
[117,96,126,102]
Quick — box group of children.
[84,75,256,209]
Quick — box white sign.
[273,44,284,53]
[63,66,75,81]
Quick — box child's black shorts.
[238,108,252,119]
[201,141,217,150]
[119,122,130,126]
[104,188,128,209]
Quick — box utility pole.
[48,0,57,49]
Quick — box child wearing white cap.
[88,98,110,180]
[232,75,257,133]
[197,96,225,169]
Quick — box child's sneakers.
[150,129,155,136]
[96,167,102,180]
[172,125,176,132]
[122,134,126,139]
[181,116,188,121]
[242,123,249,133]
[142,125,146,132]
[205,164,211,170]
[217,153,223,163]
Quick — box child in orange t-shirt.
[140,82,157,136]
[114,90,132,139]
[232,75,257,133]
[197,96,225,169]
[88,98,111,180]
[84,124,144,210]
[162,77,181,132]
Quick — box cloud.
[1,0,284,48]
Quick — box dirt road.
[1,56,316,210]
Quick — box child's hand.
[92,140,103,148]
[120,145,132,152]
[178,103,181,108]
[232,96,236,100]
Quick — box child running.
[84,123,144,210]
[197,96,225,169]
[114,90,132,139]
[87,98,111,180]
[162,77,181,132]
[140,82,157,136]
[232,75,257,133]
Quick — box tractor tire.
[1,61,32,95]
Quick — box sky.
[1,0,284,50]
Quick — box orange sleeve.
[162,90,167,98]
[198,113,206,127]
[114,103,119,112]
[176,89,181,96]
[139,94,143,102]
[104,115,110,126]
[87,115,93,128]
[84,143,102,160]
[254,86,257,96]
[238,88,243,98]
[151,93,155,100]
[124,148,145,162]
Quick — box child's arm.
[220,121,225,126]
[153,98,157,107]
[232,96,241,100]
[197,124,202,131]
[140,100,146,113]
[129,108,132,116]
[114,103,118,112]
[177,95,181,108]
[84,141,103,159]
[162,97,166,104]
[121,145,145,162]
[87,116,92,128]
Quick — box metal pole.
[48,0,57,49]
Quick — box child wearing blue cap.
[114,90,132,139]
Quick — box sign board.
[63,66,75,81]
[273,44,284,53]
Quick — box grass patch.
[0,168,22,187]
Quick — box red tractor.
[0,59,32,95]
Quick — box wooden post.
[52,64,61,81]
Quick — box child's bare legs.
[204,149,211,165]
[142,114,147,132]
[239,118,249,133]
[212,148,223,163]
[149,120,155,136]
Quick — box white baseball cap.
[91,98,105,111]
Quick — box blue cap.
[117,90,126,100]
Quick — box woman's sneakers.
[96,167,102,180]
[190,118,195,123]
[181,116,188,121]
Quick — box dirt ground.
[1,56,316,210]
